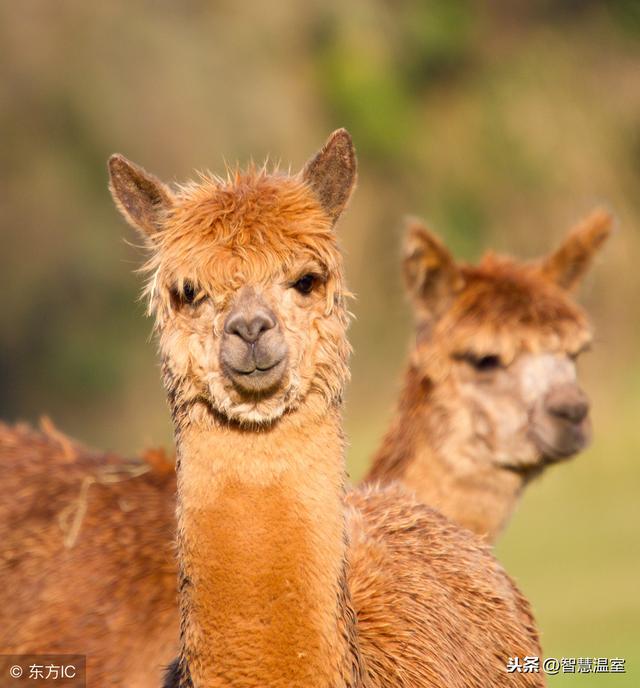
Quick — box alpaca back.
[347,484,543,687]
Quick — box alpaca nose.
[224,309,276,344]
[545,384,590,424]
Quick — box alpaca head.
[108,130,356,426]
[403,209,612,473]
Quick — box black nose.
[546,386,590,424]
[224,310,276,344]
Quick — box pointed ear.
[403,218,464,318]
[538,208,614,291]
[302,128,356,225]
[108,154,174,238]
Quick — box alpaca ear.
[108,154,174,238]
[302,128,357,225]
[538,208,614,291]
[403,218,464,319]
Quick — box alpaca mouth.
[530,417,592,462]
[240,361,280,374]
[224,355,288,394]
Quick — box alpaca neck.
[365,367,525,543]
[174,399,364,687]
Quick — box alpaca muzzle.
[531,383,592,461]
[220,289,289,394]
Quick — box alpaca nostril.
[224,310,276,344]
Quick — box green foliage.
[606,0,640,36]
[311,14,413,162]
[440,185,487,259]
[310,0,474,163]
[399,0,473,88]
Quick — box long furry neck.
[170,391,365,687]
[365,365,525,543]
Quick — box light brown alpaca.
[107,130,543,688]
[365,211,612,541]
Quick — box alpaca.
[365,211,612,541]
[107,130,544,687]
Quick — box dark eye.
[183,281,197,304]
[292,273,318,295]
[473,354,502,371]
[171,281,201,309]
[464,353,502,372]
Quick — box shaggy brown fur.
[0,419,179,686]
[107,131,543,688]
[365,210,612,540]
[347,485,541,687]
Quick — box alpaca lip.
[237,359,282,376]
[531,416,592,462]
[224,356,288,393]
[225,351,286,376]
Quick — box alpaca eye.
[460,353,502,372]
[470,354,502,372]
[171,281,202,309]
[183,281,197,304]
[292,273,318,295]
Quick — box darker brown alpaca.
[107,131,543,688]
[365,211,612,541]
[0,419,179,687]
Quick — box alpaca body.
[347,484,541,687]
[0,421,178,686]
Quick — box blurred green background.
[1,1,638,683]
